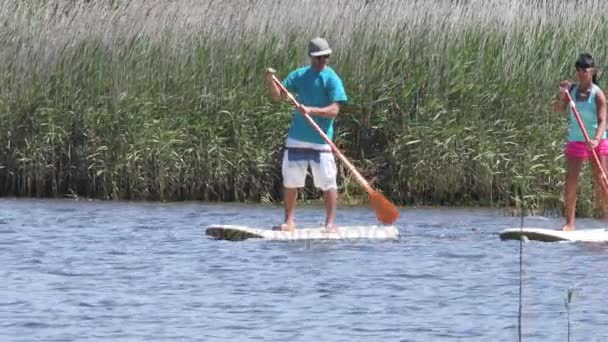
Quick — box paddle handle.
[563,89,608,192]
[271,75,373,193]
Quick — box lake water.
[1,198,607,341]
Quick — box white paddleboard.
[205,224,399,241]
[499,227,608,242]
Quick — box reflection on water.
[1,199,607,341]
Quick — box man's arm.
[306,73,346,118]
[302,103,340,118]
[265,68,282,102]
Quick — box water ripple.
[1,200,607,341]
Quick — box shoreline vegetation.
[1,0,608,216]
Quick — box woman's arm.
[552,80,572,112]
[595,89,607,141]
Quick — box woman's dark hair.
[575,53,598,84]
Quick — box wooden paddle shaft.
[270,75,374,193]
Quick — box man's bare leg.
[323,188,338,233]
[277,187,298,231]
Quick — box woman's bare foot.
[561,223,575,231]
[322,225,339,234]
[273,222,296,232]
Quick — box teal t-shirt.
[568,84,607,141]
[282,66,347,145]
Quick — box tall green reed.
[1,0,607,213]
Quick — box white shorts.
[282,149,337,191]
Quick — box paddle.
[563,87,608,193]
[270,73,399,224]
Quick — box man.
[265,37,348,232]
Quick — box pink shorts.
[564,140,608,159]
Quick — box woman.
[553,53,608,231]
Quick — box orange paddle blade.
[368,190,400,224]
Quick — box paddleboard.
[205,224,399,241]
[499,227,608,242]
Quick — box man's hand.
[265,67,282,102]
[298,105,311,115]
[265,68,277,83]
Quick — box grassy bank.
[1,0,608,215]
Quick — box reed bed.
[1,0,608,213]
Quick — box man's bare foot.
[272,222,296,232]
[322,225,339,234]
[561,224,575,231]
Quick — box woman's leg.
[591,155,608,219]
[562,156,584,231]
